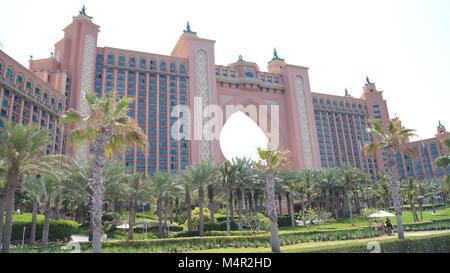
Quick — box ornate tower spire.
[366,75,375,85]
[345,88,350,97]
[184,21,197,34]
[269,48,285,63]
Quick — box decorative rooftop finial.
[238,55,243,61]
[184,21,197,34]
[366,75,375,85]
[50,52,53,58]
[78,5,93,19]
[438,120,444,128]
[345,88,350,97]
[29,55,33,61]
[268,48,285,64]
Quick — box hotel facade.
[0,9,448,181]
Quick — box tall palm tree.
[147,171,174,238]
[340,165,360,225]
[61,92,146,253]
[180,160,216,237]
[254,147,289,253]
[0,121,61,253]
[366,119,416,239]
[218,160,238,236]
[402,177,419,222]
[23,176,41,243]
[36,174,63,248]
[123,173,151,242]
[279,170,301,230]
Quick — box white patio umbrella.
[368,210,395,218]
[116,223,130,229]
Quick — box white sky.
[0,0,449,160]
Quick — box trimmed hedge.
[302,233,450,253]
[11,213,79,242]
[401,219,450,232]
[80,228,382,252]
[174,230,266,238]
[204,221,239,231]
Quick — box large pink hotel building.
[0,9,448,181]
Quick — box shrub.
[11,213,79,242]
[80,228,382,252]
[102,212,115,222]
[204,220,238,231]
[184,207,211,230]
[303,233,450,253]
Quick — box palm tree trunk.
[254,190,259,213]
[347,191,354,225]
[288,193,295,231]
[127,198,135,243]
[157,197,163,237]
[185,189,192,231]
[431,197,436,213]
[208,186,215,224]
[164,196,168,236]
[55,198,60,220]
[30,197,38,243]
[0,185,9,246]
[387,148,405,239]
[226,183,231,236]
[91,130,107,253]
[198,185,205,237]
[286,192,292,218]
[88,209,93,242]
[229,190,234,221]
[411,202,418,222]
[170,198,174,225]
[278,195,283,215]
[42,203,51,248]
[418,199,423,221]
[1,172,18,253]
[237,188,243,225]
[266,170,280,252]
[175,197,179,221]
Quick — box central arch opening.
[219,111,269,162]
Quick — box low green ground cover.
[79,228,381,253]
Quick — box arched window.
[245,72,254,78]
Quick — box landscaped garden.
[1,96,449,254]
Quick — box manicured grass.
[190,230,450,253]
[279,207,450,232]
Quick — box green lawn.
[279,207,450,232]
[190,230,450,253]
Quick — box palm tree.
[339,165,357,225]
[0,121,61,253]
[23,176,42,243]
[37,175,63,248]
[298,169,316,210]
[254,147,289,253]
[366,119,416,239]
[436,138,450,191]
[218,160,238,236]
[61,92,146,253]
[180,160,216,237]
[402,177,419,222]
[232,157,253,223]
[147,171,174,238]
[123,173,151,242]
[374,172,392,208]
[279,170,301,230]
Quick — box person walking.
[380,220,385,234]
[386,218,393,236]
[374,220,379,231]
